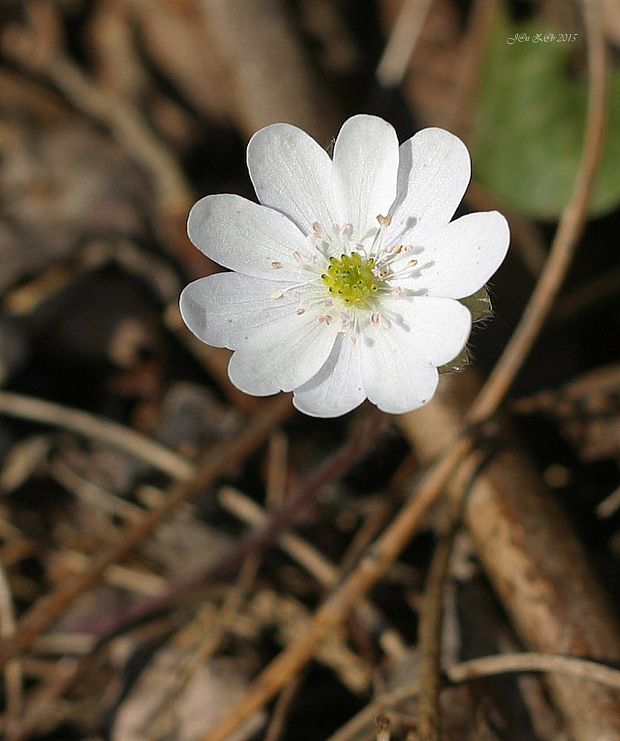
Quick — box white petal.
[332,114,399,242]
[188,194,311,282]
[381,295,471,366]
[293,335,365,418]
[388,128,471,244]
[180,273,303,350]
[247,123,339,235]
[228,310,340,396]
[360,324,439,415]
[395,211,510,299]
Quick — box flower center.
[321,252,381,307]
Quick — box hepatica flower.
[181,115,509,417]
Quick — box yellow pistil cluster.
[322,252,381,307]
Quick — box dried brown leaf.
[112,652,266,741]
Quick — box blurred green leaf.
[461,286,493,323]
[472,11,620,219]
[439,345,470,375]
[439,288,492,375]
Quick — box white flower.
[180,115,509,417]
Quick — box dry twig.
[0,391,195,481]
[328,652,620,741]
[0,563,23,739]
[375,0,434,88]
[416,514,462,741]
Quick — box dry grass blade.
[375,0,434,88]
[416,483,473,741]
[0,391,195,481]
[219,486,340,588]
[0,562,23,738]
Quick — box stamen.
[271,261,283,269]
[321,252,384,308]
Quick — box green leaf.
[461,286,493,324]
[472,11,620,219]
[439,288,493,375]
[439,345,471,375]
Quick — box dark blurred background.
[1,1,620,739]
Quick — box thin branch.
[219,486,339,588]
[49,459,145,523]
[46,55,191,207]
[596,483,620,519]
[263,672,305,741]
[0,563,23,738]
[414,451,482,741]
[4,659,79,741]
[375,0,434,88]
[448,652,620,688]
[266,430,289,510]
[328,652,620,741]
[416,524,457,741]
[445,0,497,140]
[220,483,406,658]
[0,391,195,481]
